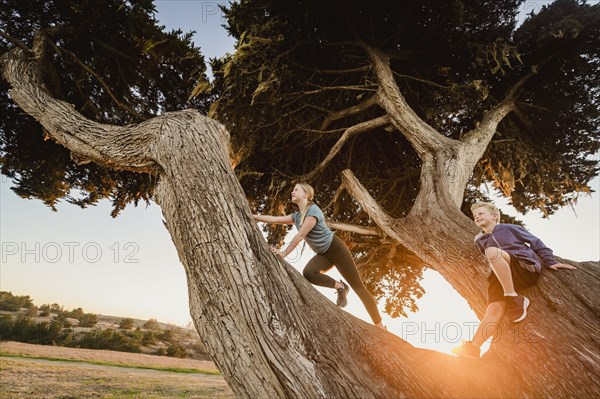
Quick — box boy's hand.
[549,263,577,270]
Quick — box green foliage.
[166,343,187,358]
[78,313,99,327]
[39,304,51,316]
[142,330,157,345]
[0,291,34,310]
[212,0,599,315]
[158,328,173,342]
[0,294,203,357]
[77,329,142,353]
[0,0,213,216]
[35,303,98,326]
[142,318,161,331]
[0,314,14,337]
[352,238,425,318]
[0,312,175,354]
[49,303,64,313]
[25,306,39,316]
[52,313,72,328]
[119,317,136,330]
[0,314,69,344]
[64,307,85,320]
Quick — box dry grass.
[0,342,233,398]
[0,341,217,372]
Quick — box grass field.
[0,341,233,398]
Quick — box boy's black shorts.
[487,256,540,304]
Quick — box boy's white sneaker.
[507,295,530,323]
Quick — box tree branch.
[392,71,451,90]
[321,95,378,129]
[55,45,146,121]
[286,84,378,96]
[512,106,534,129]
[1,47,159,173]
[92,36,137,63]
[289,60,370,75]
[462,57,554,147]
[301,115,390,180]
[340,169,407,242]
[360,43,456,156]
[0,29,31,52]
[326,220,382,236]
[285,126,348,136]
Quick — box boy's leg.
[484,247,516,295]
[472,301,506,348]
[452,301,506,359]
[485,247,531,323]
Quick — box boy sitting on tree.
[451,202,576,359]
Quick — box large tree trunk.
[3,44,599,398]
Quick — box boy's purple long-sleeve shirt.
[474,224,558,272]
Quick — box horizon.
[0,294,192,329]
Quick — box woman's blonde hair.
[471,201,500,217]
[296,182,315,203]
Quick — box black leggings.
[303,235,382,325]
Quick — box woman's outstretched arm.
[253,214,294,224]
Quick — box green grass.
[0,352,221,375]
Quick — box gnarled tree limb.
[320,95,378,129]
[462,57,554,147]
[340,168,406,242]
[326,220,382,236]
[361,44,456,155]
[1,47,158,173]
[302,115,390,180]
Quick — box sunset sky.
[1,0,598,355]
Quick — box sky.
[1,0,598,355]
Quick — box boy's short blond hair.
[471,201,500,217]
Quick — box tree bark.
[3,45,599,399]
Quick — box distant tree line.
[1,291,99,326]
[0,291,188,358]
[0,291,34,311]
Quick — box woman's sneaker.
[451,340,480,359]
[336,281,350,308]
[506,295,530,323]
